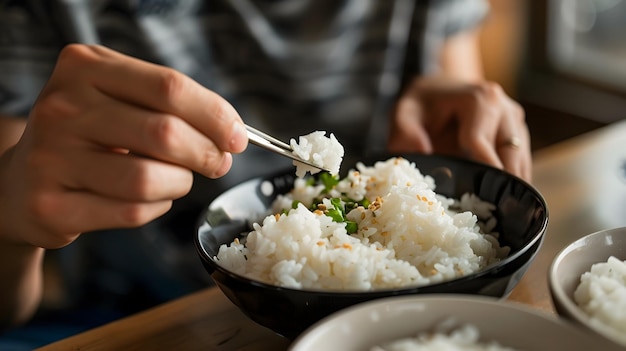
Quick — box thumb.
[387,96,433,153]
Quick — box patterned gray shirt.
[0,0,488,315]
[0,0,487,152]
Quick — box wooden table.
[37,120,626,351]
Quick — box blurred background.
[480,0,626,151]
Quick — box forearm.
[0,115,26,155]
[0,242,44,330]
[437,28,485,82]
[0,115,43,330]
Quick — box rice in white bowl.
[215,157,509,291]
[574,256,626,346]
[371,321,517,351]
[290,130,344,177]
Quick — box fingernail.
[210,152,233,179]
[230,122,247,152]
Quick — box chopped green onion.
[329,198,345,217]
[319,172,340,191]
[345,221,358,234]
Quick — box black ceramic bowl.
[195,154,548,339]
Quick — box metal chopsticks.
[245,125,331,172]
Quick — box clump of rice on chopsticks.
[290,131,344,177]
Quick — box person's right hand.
[0,44,248,249]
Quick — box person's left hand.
[387,76,532,182]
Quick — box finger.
[211,151,233,178]
[498,135,532,182]
[62,148,194,202]
[56,44,248,154]
[456,82,533,171]
[74,94,233,178]
[518,151,533,183]
[511,152,532,182]
[38,191,174,241]
[497,140,524,176]
[456,101,503,169]
[388,92,433,153]
[495,101,532,181]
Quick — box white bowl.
[549,226,626,347]
[288,295,621,351]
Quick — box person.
[0,0,531,347]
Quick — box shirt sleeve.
[417,0,490,74]
[434,0,490,38]
[0,2,64,117]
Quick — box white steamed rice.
[290,130,344,177]
[574,256,626,346]
[215,157,509,291]
[371,321,517,351]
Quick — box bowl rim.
[196,154,549,295]
[548,226,626,345]
[288,294,614,351]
